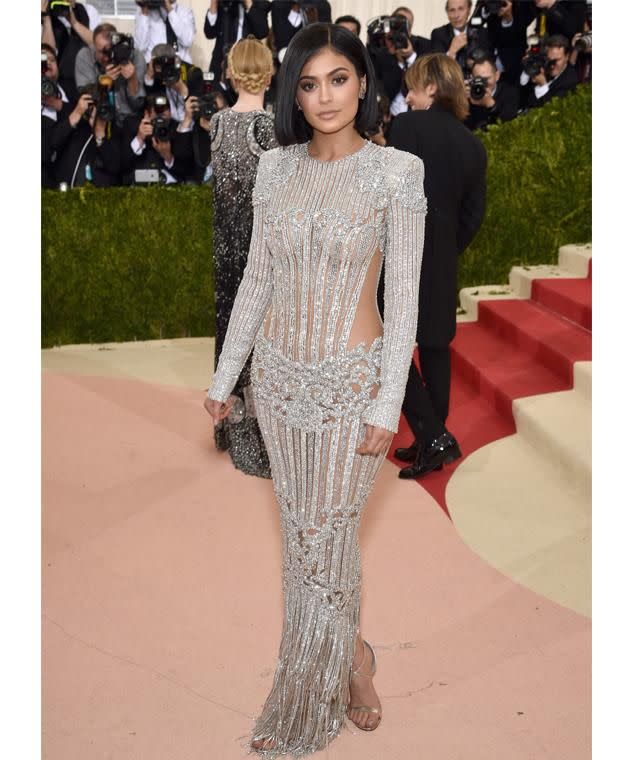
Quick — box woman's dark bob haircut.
[275,23,379,146]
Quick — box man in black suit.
[204,0,270,82]
[483,0,530,87]
[522,34,578,109]
[431,0,490,73]
[371,9,432,116]
[385,55,487,478]
[522,0,587,43]
[272,1,332,57]
[465,54,519,130]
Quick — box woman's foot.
[251,737,277,751]
[347,633,382,731]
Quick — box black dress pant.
[401,346,451,446]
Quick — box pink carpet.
[43,370,591,760]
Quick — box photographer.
[75,24,146,128]
[369,11,432,117]
[431,0,490,73]
[204,1,270,82]
[121,94,188,184]
[144,43,189,121]
[465,53,518,130]
[47,77,122,188]
[272,2,332,57]
[479,0,530,87]
[570,9,592,84]
[521,34,578,109]
[134,1,196,65]
[41,1,102,100]
[41,44,74,187]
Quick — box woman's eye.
[300,82,315,92]
[332,76,348,85]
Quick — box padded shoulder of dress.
[382,147,427,212]
[252,146,298,204]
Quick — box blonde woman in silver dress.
[204,22,426,758]
[210,36,277,478]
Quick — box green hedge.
[42,185,214,347]
[459,84,592,290]
[42,86,591,347]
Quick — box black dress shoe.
[394,441,419,462]
[398,432,462,479]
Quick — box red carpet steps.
[393,243,592,616]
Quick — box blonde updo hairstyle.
[405,53,470,121]
[227,35,274,95]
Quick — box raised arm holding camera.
[431,0,490,73]
[143,43,189,121]
[480,0,530,86]
[271,1,332,59]
[368,11,432,118]
[134,1,196,65]
[42,1,102,99]
[464,53,518,130]
[75,24,146,128]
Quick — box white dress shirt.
[134,3,196,64]
[41,83,69,122]
[390,51,417,117]
[56,2,101,32]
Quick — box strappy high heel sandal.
[347,639,382,731]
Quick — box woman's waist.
[254,334,383,370]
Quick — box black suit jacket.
[50,115,121,188]
[524,64,579,109]
[430,22,490,70]
[485,5,530,86]
[387,106,487,346]
[465,80,519,131]
[272,1,331,52]
[372,36,433,103]
[49,3,91,101]
[204,1,270,80]
[121,115,189,185]
[521,0,587,41]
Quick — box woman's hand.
[356,424,394,456]
[204,396,234,423]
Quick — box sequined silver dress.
[210,108,277,478]
[208,140,426,757]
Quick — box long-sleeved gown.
[208,140,426,757]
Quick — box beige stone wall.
[104,1,448,71]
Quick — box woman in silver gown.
[205,23,426,757]
[210,36,277,478]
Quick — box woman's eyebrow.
[299,67,351,81]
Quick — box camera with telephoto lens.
[153,54,182,86]
[483,0,507,16]
[50,0,71,18]
[41,53,59,98]
[469,75,488,100]
[79,76,116,123]
[110,33,135,66]
[574,32,592,53]
[186,66,220,121]
[367,15,410,51]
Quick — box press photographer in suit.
[464,53,518,130]
[385,53,487,478]
[521,34,578,109]
[204,1,270,82]
[481,0,530,86]
[431,0,490,73]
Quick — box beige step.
[573,361,592,401]
[558,243,592,277]
[457,284,520,322]
[509,264,575,299]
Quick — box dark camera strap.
[160,9,179,51]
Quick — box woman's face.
[405,81,436,111]
[295,47,365,136]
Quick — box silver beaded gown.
[210,108,277,478]
[208,140,426,757]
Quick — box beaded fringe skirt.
[245,336,387,758]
